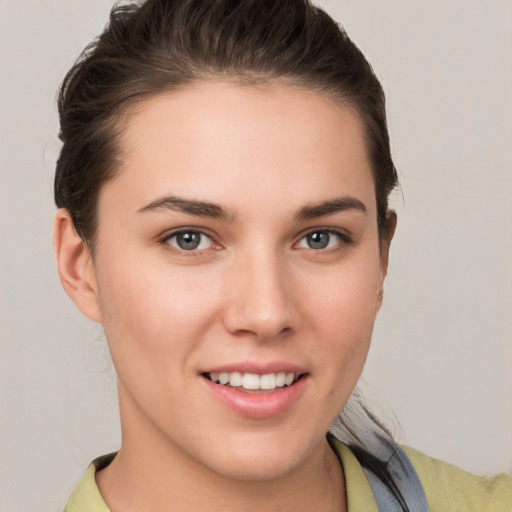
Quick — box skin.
[54,82,395,512]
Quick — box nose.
[222,250,300,341]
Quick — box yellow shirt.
[64,443,512,511]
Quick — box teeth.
[228,371,243,387]
[242,373,260,390]
[285,372,295,386]
[260,373,276,390]
[276,372,286,387]
[208,371,299,390]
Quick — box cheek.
[94,252,223,367]
[94,260,224,423]
[301,256,381,383]
[304,256,381,332]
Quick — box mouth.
[202,371,305,393]
[201,369,309,418]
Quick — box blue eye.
[297,230,344,250]
[166,231,214,251]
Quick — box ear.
[53,209,103,323]
[380,211,397,276]
[377,211,397,308]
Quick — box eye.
[296,230,346,250]
[165,230,215,252]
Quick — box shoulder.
[63,453,115,512]
[402,445,512,512]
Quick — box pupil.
[177,232,200,250]
[308,231,329,249]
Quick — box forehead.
[103,81,376,217]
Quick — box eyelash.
[294,228,353,252]
[159,227,353,256]
[160,228,221,257]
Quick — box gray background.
[1,1,511,510]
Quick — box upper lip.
[199,362,308,375]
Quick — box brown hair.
[54,0,398,249]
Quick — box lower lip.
[201,375,309,419]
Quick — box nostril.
[222,265,300,340]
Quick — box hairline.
[82,76,385,253]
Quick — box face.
[89,82,390,480]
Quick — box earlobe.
[53,209,103,323]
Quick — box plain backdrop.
[1,1,511,510]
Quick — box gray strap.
[355,445,430,512]
[329,391,430,511]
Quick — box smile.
[206,371,300,391]
[201,369,308,418]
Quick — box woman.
[53,0,511,510]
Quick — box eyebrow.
[137,196,235,220]
[137,195,366,221]
[296,196,367,219]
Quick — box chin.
[198,431,319,482]
[209,454,301,482]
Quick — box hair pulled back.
[55,0,398,248]
[55,2,409,505]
